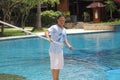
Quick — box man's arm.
[45,30,53,42]
[64,41,73,50]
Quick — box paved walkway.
[0,29,112,40]
[35,29,112,35]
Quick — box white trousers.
[49,52,64,69]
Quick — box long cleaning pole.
[0,20,63,46]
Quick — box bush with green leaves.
[41,10,62,27]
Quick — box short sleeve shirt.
[48,24,67,54]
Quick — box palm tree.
[105,0,116,20]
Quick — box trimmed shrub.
[41,10,62,27]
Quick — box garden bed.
[83,24,115,30]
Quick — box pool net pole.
[0,20,63,46]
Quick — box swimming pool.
[0,31,120,80]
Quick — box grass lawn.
[99,20,120,25]
[0,27,47,37]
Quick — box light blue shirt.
[48,24,67,54]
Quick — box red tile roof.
[86,2,105,8]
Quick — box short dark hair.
[56,14,65,20]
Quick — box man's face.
[57,16,66,27]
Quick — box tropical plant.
[105,0,116,20]
[41,10,62,27]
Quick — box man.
[45,14,73,80]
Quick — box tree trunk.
[110,10,113,19]
[37,0,42,29]
[0,13,4,36]
[0,23,4,36]
[0,16,6,36]
[32,0,42,31]
[109,10,114,21]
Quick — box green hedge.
[41,10,62,27]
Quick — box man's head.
[57,14,66,27]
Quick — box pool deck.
[0,29,113,40]
[35,29,113,35]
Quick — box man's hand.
[47,38,54,42]
[69,46,74,50]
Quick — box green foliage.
[105,0,116,11]
[62,11,70,16]
[43,0,60,6]
[41,10,62,27]
[105,0,116,19]
[26,12,36,26]
[100,19,120,25]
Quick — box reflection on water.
[62,54,107,80]
[66,32,120,80]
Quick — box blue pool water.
[0,31,120,80]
